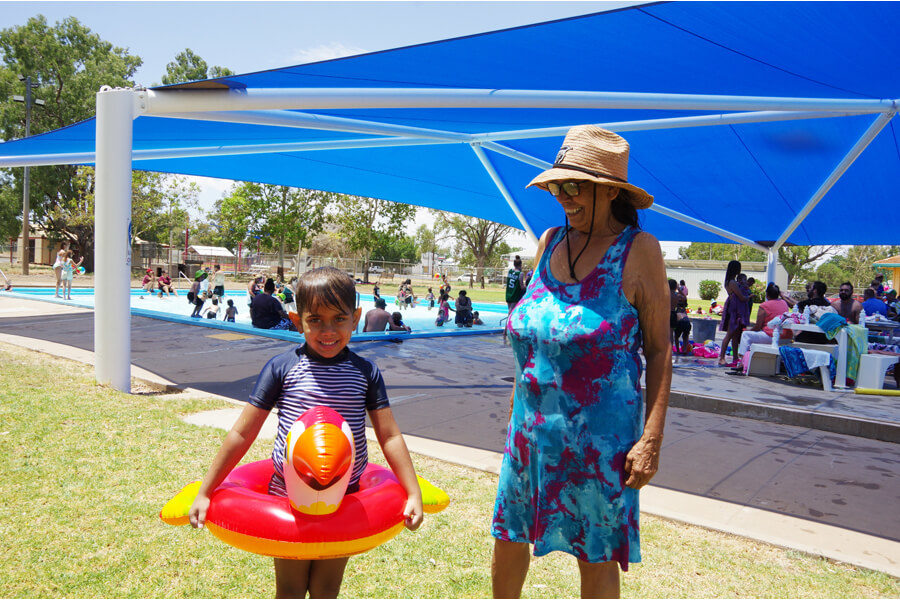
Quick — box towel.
[843,324,868,382]
[779,346,836,381]
[816,312,846,339]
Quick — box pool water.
[11,287,509,333]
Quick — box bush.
[698,279,722,300]
[749,279,766,304]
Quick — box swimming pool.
[3,287,507,341]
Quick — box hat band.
[553,162,627,184]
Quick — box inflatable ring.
[161,409,450,560]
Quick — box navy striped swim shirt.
[247,344,390,495]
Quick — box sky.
[1,0,687,257]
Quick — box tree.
[334,196,416,283]
[433,212,514,288]
[370,232,418,263]
[777,245,836,287]
[160,48,234,85]
[212,183,330,269]
[678,242,765,262]
[841,245,900,290]
[0,16,142,266]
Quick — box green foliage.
[777,245,835,287]
[432,210,514,288]
[678,242,765,262]
[698,279,722,301]
[841,245,900,289]
[0,15,141,265]
[370,231,418,263]
[334,196,416,281]
[211,183,330,266]
[160,48,234,85]
[749,278,766,304]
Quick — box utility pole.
[12,76,45,275]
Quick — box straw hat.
[528,125,653,209]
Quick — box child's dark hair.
[212,298,218,305]
[227,299,234,306]
[295,266,356,314]
[392,312,403,325]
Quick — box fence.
[0,244,13,264]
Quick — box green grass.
[0,343,896,598]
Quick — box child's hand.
[188,494,211,529]
[403,495,424,531]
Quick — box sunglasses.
[546,181,582,197]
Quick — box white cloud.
[290,43,367,64]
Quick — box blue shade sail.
[1,2,898,245]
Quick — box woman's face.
[548,181,618,232]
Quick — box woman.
[717,261,750,366]
[669,279,692,354]
[678,279,689,298]
[52,247,67,298]
[492,126,671,598]
[737,283,791,359]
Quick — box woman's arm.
[727,280,748,302]
[369,407,423,530]
[188,404,270,527]
[623,233,671,489]
[752,306,768,332]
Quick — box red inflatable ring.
[196,460,407,559]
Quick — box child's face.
[299,302,361,359]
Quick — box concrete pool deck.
[1,293,898,577]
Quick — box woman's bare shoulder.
[629,231,664,263]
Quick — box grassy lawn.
[0,342,895,598]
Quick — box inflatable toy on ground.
[161,406,449,559]
[692,339,721,359]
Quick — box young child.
[206,298,220,319]
[188,266,423,598]
[388,311,411,333]
[435,292,454,327]
[472,311,484,325]
[142,269,156,294]
[425,287,435,310]
[224,299,237,322]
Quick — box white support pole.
[766,249,778,285]
[772,111,896,251]
[162,109,471,142]
[94,87,134,392]
[471,110,855,142]
[469,143,538,244]
[139,88,896,114]
[481,142,769,252]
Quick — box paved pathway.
[1,295,898,548]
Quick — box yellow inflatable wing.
[159,480,201,526]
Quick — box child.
[188,275,201,307]
[425,287,435,310]
[142,269,156,294]
[388,311,411,333]
[224,299,237,322]
[188,267,423,599]
[61,251,82,300]
[435,292,454,327]
[206,298,220,319]
[472,311,484,325]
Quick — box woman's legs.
[492,539,531,598]
[732,328,744,360]
[54,267,62,297]
[738,331,772,356]
[718,329,734,364]
[577,559,620,599]
[274,557,349,599]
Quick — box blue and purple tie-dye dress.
[491,225,643,570]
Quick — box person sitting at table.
[872,274,886,298]
[738,283,792,357]
[885,290,898,319]
[795,281,835,345]
[831,281,862,324]
[862,287,889,317]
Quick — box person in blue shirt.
[862,287,889,316]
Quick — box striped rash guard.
[248,344,390,495]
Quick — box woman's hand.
[624,434,663,489]
[188,493,211,528]
[402,495,424,531]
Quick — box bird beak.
[291,422,352,489]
